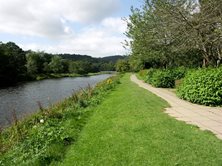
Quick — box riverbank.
[0,74,113,127]
[1,74,222,165]
[35,71,115,81]
[61,74,222,165]
[0,71,115,89]
[0,75,120,165]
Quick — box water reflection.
[0,74,112,126]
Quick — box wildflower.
[106,79,112,84]
[40,119,44,123]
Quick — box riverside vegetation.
[1,0,222,164]
[1,74,222,165]
[138,67,222,106]
[59,75,222,165]
[116,0,222,107]
[0,42,124,87]
[0,75,121,165]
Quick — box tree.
[26,52,40,76]
[68,61,79,74]
[125,0,222,68]
[26,51,52,76]
[48,56,64,73]
[0,42,26,85]
[115,59,130,72]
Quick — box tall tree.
[0,42,26,85]
[48,56,64,73]
[125,0,222,68]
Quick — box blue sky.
[0,0,142,57]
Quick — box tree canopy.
[0,42,26,85]
[125,0,222,69]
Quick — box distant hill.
[58,54,94,61]
[58,54,126,63]
[100,55,126,63]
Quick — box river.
[0,74,112,126]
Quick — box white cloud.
[0,0,119,37]
[20,17,128,57]
[0,0,128,57]
[102,17,127,34]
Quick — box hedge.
[145,67,187,88]
[176,68,222,106]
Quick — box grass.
[60,74,222,166]
[0,75,120,165]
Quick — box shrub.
[141,67,188,88]
[169,67,187,80]
[177,68,222,106]
[138,70,149,80]
[115,59,130,72]
[150,70,175,88]
[146,69,156,84]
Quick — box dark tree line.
[0,42,122,87]
[125,0,222,71]
[0,42,26,86]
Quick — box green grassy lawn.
[60,74,222,166]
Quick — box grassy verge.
[0,75,120,165]
[61,74,222,166]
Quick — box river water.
[0,74,112,126]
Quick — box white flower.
[40,119,44,123]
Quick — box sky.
[0,0,142,57]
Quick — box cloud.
[0,0,128,57]
[20,17,128,57]
[0,0,119,37]
[102,17,127,34]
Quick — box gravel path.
[131,74,222,140]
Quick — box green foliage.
[0,75,121,165]
[26,51,52,76]
[177,68,222,106]
[0,42,26,86]
[146,69,156,84]
[68,61,98,75]
[115,59,130,72]
[129,59,144,72]
[0,41,124,86]
[125,0,222,69]
[48,56,64,73]
[26,52,42,76]
[149,70,175,88]
[138,70,149,80]
[169,67,187,80]
[143,67,187,88]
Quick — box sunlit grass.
[61,74,222,166]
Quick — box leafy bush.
[146,69,156,84]
[177,68,222,106]
[149,70,175,88]
[169,67,187,80]
[139,67,188,88]
[115,59,130,72]
[138,70,149,80]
